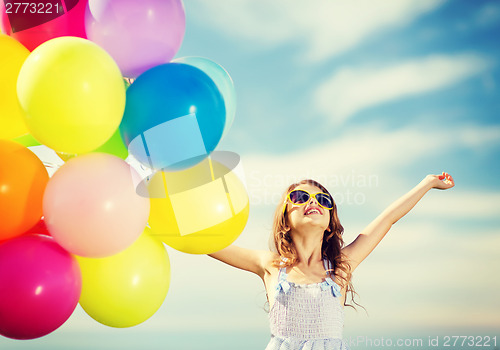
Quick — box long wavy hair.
[270,179,363,310]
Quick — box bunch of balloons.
[0,0,249,340]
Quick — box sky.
[1,0,500,349]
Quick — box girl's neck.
[291,231,323,267]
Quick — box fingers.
[428,172,454,189]
[446,173,454,185]
[441,172,455,187]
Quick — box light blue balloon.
[173,57,236,140]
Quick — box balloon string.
[161,170,180,233]
[209,156,236,216]
[139,133,155,170]
[42,162,61,170]
[208,156,215,181]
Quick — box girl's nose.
[308,195,319,206]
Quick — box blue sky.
[2,0,500,349]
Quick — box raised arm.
[208,245,275,280]
[343,172,454,272]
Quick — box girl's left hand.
[426,172,455,190]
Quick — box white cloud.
[344,221,500,333]
[188,0,445,61]
[412,190,500,219]
[241,123,500,211]
[314,53,493,125]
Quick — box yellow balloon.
[56,151,76,162]
[16,37,125,154]
[147,156,250,254]
[0,35,30,140]
[77,229,170,328]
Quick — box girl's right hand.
[426,172,455,190]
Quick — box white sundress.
[265,259,350,350]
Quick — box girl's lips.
[304,207,322,215]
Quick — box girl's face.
[285,184,331,234]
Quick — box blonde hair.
[270,179,363,310]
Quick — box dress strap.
[276,257,291,294]
[323,258,330,273]
[322,258,342,297]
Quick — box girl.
[208,172,455,350]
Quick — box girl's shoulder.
[261,251,281,274]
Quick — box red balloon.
[0,0,87,51]
[25,217,51,236]
[0,234,82,339]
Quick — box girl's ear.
[285,226,290,231]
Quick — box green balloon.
[94,129,128,160]
[11,133,41,147]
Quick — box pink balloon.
[0,0,88,51]
[0,234,81,340]
[43,153,150,258]
[85,0,185,77]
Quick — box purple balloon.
[0,235,82,340]
[85,0,185,77]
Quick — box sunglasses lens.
[289,190,310,204]
[316,193,333,209]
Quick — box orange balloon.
[0,140,49,241]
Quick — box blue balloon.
[173,57,236,141]
[120,63,226,171]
